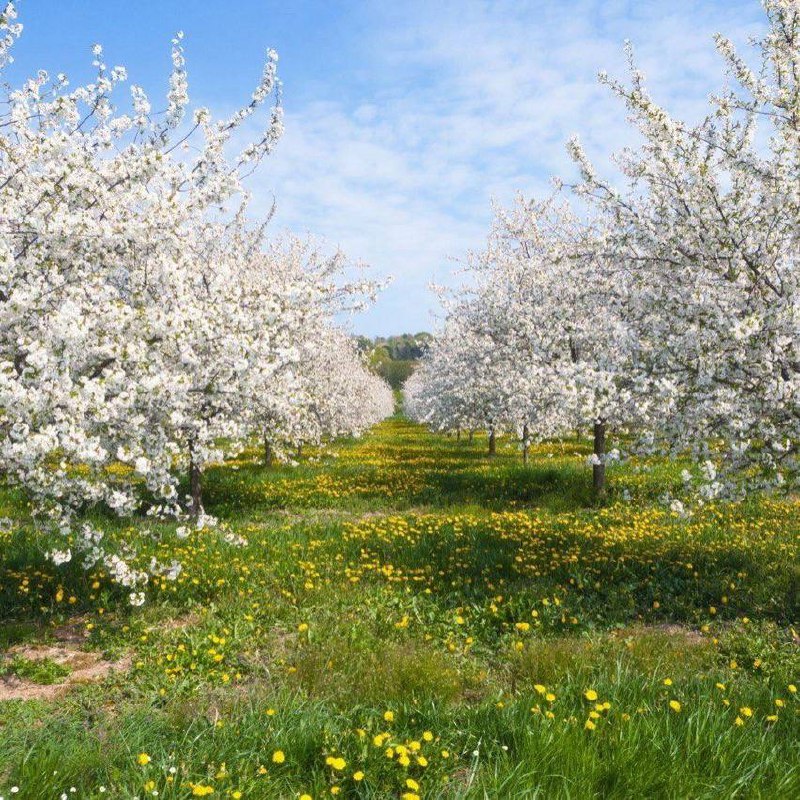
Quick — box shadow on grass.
[416,464,595,512]
[199,458,600,520]
[343,518,799,625]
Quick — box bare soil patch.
[0,643,130,702]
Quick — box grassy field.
[1,412,799,799]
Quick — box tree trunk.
[488,428,496,457]
[469,430,474,443]
[522,424,529,465]
[456,429,461,442]
[593,419,606,499]
[296,443,303,459]
[189,442,203,518]
[263,435,273,467]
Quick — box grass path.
[1,414,799,798]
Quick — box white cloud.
[244,0,766,335]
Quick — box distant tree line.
[356,333,432,389]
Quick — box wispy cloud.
[245,0,766,335]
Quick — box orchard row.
[0,3,393,599]
[406,0,800,506]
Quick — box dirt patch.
[154,611,202,633]
[0,644,130,702]
[613,623,706,646]
[52,619,91,645]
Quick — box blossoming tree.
[567,0,800,498]
[411,0,800,501]
[0,2,392,598]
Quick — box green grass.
[0,414,798,798]
[0,654,72,685]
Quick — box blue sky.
[7,0,766,335]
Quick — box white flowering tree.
[477,195,637,484]
[413,0,800,501]
[0,2,284,592]
[410,195,635,492]
[242,238,392,463]
[0,3,392,599]
[567,0,800,498]
[297,327,396,445]
[404,316,503,450]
